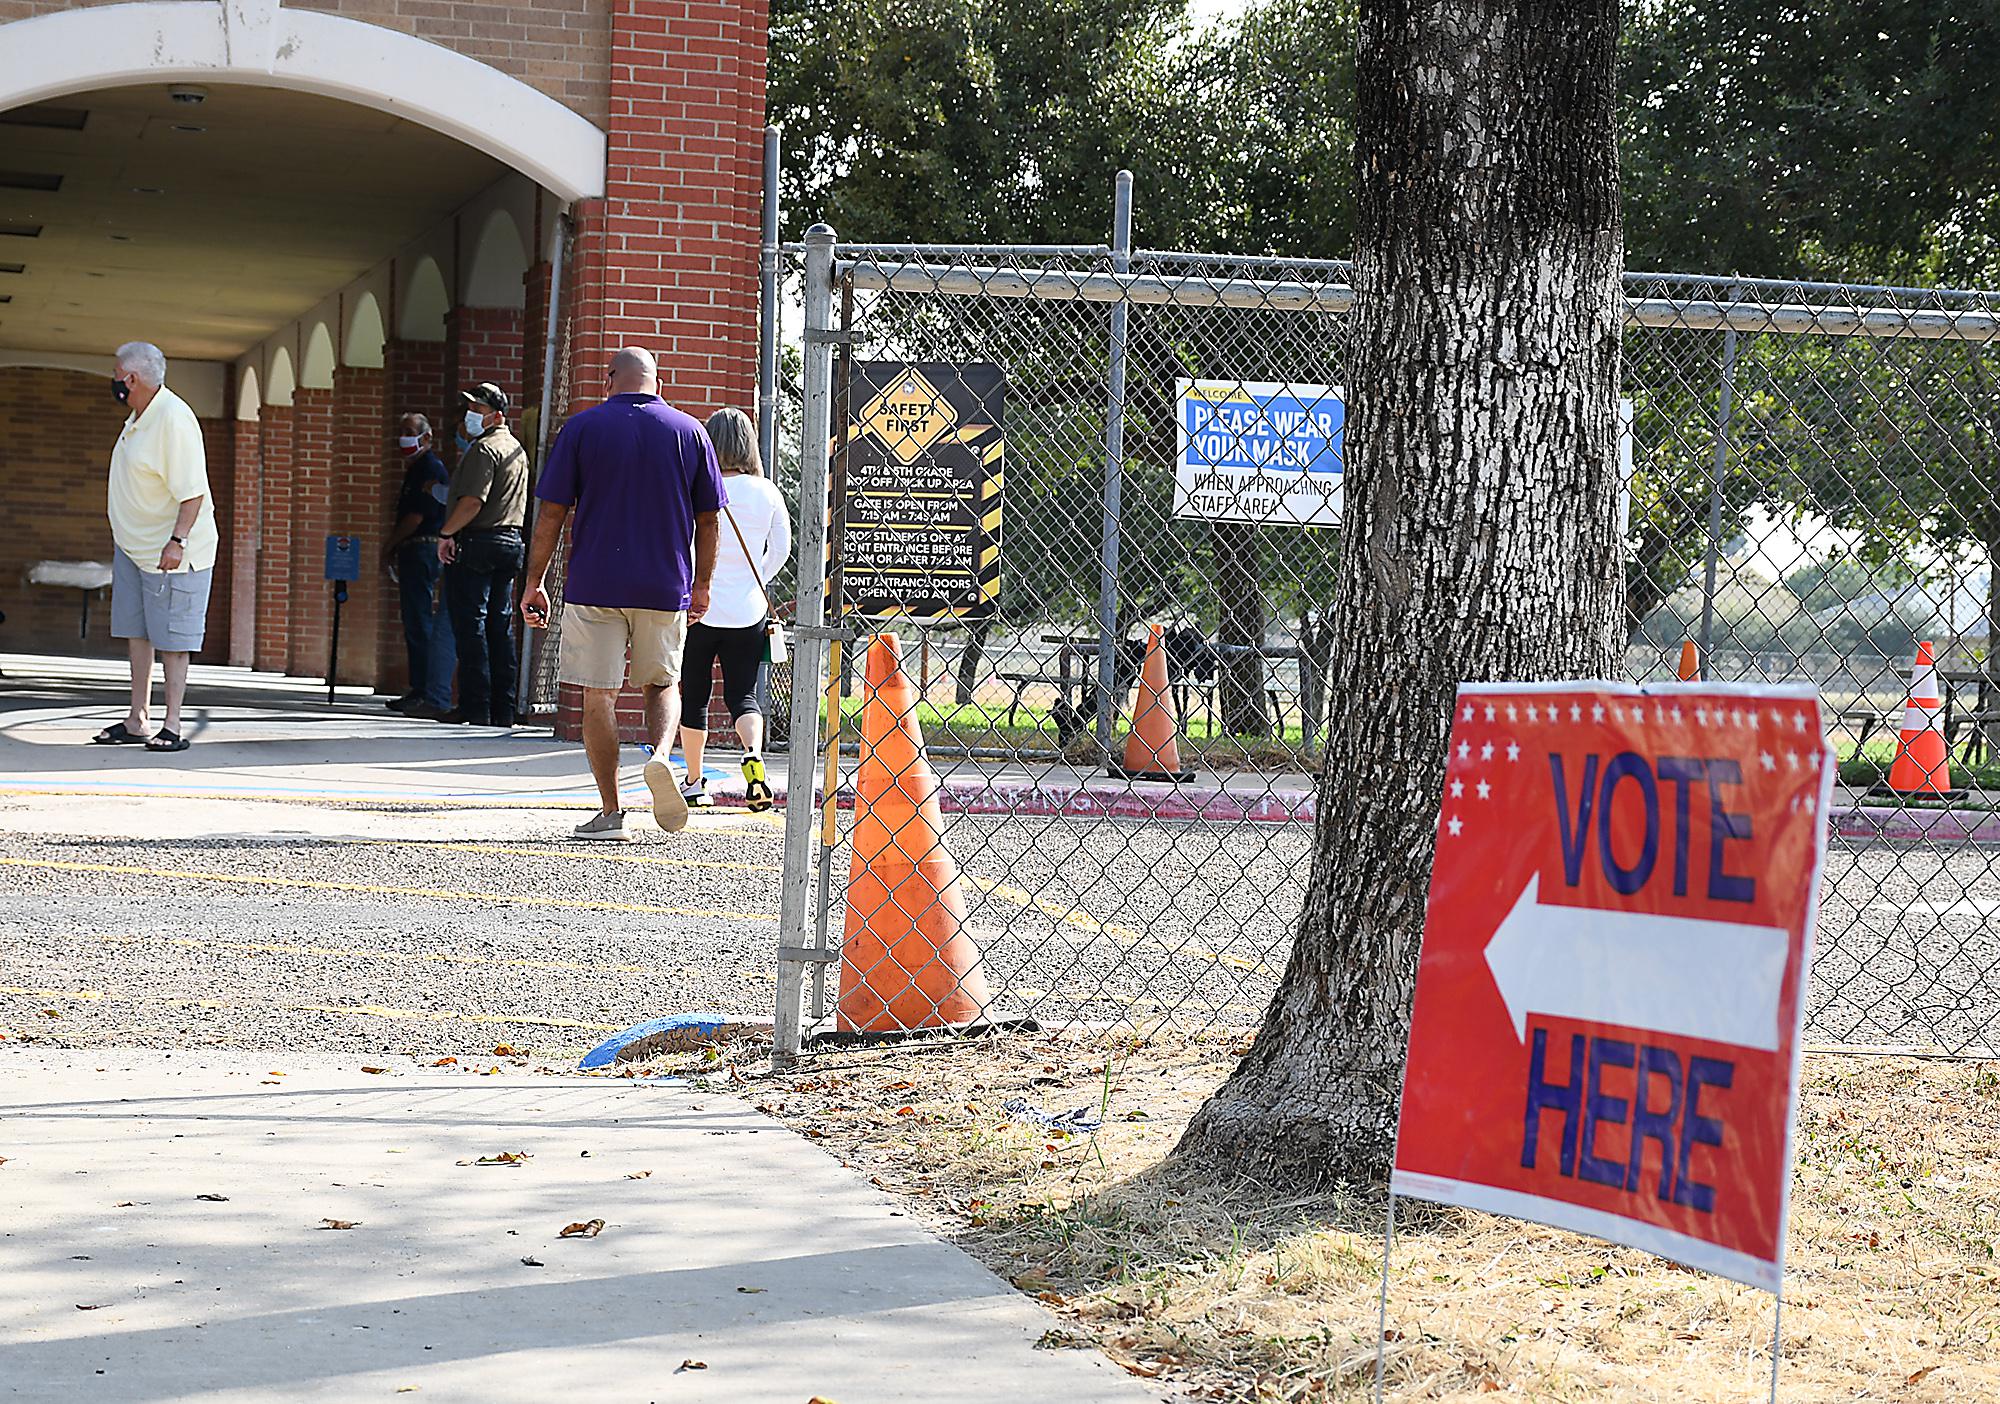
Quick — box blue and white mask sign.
[1173,379,1344,527]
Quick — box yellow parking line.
[0,856,777,922]
[967,875,1277,977]
[1,984,623,1034]
[92,932,657,977]
[341,839,780,872]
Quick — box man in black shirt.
[381,412,456,717]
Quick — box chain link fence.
[740,219,2000,1061]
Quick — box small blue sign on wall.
[324,535,361,583]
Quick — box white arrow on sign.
[1484,873,1790,1053]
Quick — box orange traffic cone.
[1677,640,1700,681]
[1885,641,1959,796]
[836,633,998,1034]
[1111,624,1195,783]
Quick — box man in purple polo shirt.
[523,346,724,841]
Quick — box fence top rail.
[839,258,2000,343]
[781,241,1111,259]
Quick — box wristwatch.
[169,535,186,546]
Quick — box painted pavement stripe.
[0,856,778,922]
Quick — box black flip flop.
[90,722,148,746]
[144,729,190,753]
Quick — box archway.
[236,365,261,422]
[398,258,450,342]
[265,346,296,408]
[345,293,386,369]
[0,1,604,202]
[300,323,336,390]
[464,210,530,311]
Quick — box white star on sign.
[1506,704,1518,722]
[1450,778,1465,797]
[1793,712,1809,732]
[1785,751,1800,769]
[1592,703,1606,723]
[1804,793,1817,814]
[1760,751,1776,772]
[1462,703,1474,721]
[1458,740,1471,760]
[1670,706,1684,724]
[1481,741,1495,761]
[1749,711,1762,729]
[1731,709,1746,728]
[1695,706,1709,726]
[1507,741,1521,762]
[1526,703,1539,722]
[1447,814,1464,837]
[1477,779,1492,799]
[1570,703,1583,722]
[1484,704,1496,722]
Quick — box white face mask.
[463,409,488,439]
[397,434,423,450]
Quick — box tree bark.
[1174,0,1626,1185]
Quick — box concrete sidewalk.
[0,1052,1163,1403]
[2,651,1317,821]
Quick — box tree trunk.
[954,621,990,706]
[1174,0,1626,1186]
[1216,521,1270,735]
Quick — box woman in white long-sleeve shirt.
[679,407,793,811]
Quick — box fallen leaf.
[267,1071,286,1077]
[882,1080,915,1092]
[807,1398,840,1404]
[1116,1358,1164,1379]
[75,1303,107,1312]
[113,1201,134,1208]
[260,1080,281,1085]
[457,1152,531,1168]
[481,1066,501,1076]
[624,1170,652,1180]
[1907,1366,1938,1386]
[735,1286,766,1294]
[493,1044,520,1057]
[0,1156,9,1167]
[558,1218,605,1239]
[41,1009,59,1018]
[361,1067,389,1075]
[676,1360,707,1372]
[520,1256,544,1267]
[895,1106,916,1117]
[396,1389,419,1395]
[195,1194,230,1203]
[431,1057,457,1067]
[318,1219,359,1231]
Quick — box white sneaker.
[644,757,690,833]
[681,777,714,808]
[573,810,632,842]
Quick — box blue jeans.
[396,542,455,707]
[445,529,524,724]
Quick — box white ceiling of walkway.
[0,84,508,362]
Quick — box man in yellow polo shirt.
[92,340,216,754]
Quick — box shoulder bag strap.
[718,498,776,621]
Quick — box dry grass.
[641,1032,2000,1402]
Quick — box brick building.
[0,0,770,727]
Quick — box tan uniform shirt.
[450,426,529,531]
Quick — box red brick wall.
[0,367,124,657]
[0,1,616,126]
[288,388,336,677]
[229,416,261,667]
[331,365,390,685]
[254,407,293,674]
[451,306,525,411]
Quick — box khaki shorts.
[558,603,688,691]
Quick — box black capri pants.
[681,620,767,722]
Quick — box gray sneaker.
[573,810,632,842]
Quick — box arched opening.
[265,346,296,408]
[398,258,450,342]
[300,323,337,390]
[345,293,386,369]
[0,0,622,674]
[463,210,530,310]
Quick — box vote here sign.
[1391,682,1834,1292]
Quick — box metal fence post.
[756,125,781,477]
[772,223,838,1066]
[1096,170,1134,757]
[1697,291,1740,674]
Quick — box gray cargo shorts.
[111,549,211,653]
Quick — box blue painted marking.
[580,1011,734,1070]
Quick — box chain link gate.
[756,215,2000,1064]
